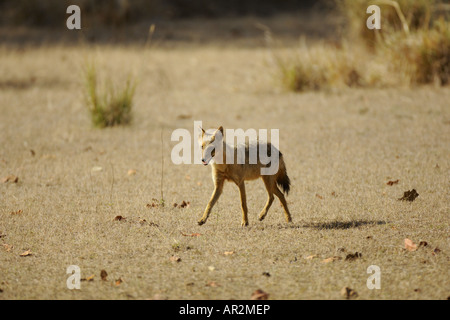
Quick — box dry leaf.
[177,114,192,120]
[432,247,441,255]
[170,256,181,263]
[179,201,190,208]
[345,252,362,261]
[206,281,220,287]
[251,289,269,300]
[322,256,341,263]
[19,250,32,257]
[305,255,317,260]
[223,251,235,256]
[100,270,108,281]
[418,241,428,248]
[315,194,323,199]
[91,166,103,172]
[181,232,201,237]
[127,169,136,176]
[405,238,417,251]
[85,275,95,281]
[114,215,126,221]
[341,287,358,299]
[2,244,13,252]
[115,278,123,286]
[387,179,399,186]
[10,210,23,215]
[2,175,18,183]
[398,189,419,201]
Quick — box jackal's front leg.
[198,179,224,225]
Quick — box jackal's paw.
[258,214,266,221]
[198,219,206,226]
[241,220,249,227]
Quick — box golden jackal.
[198,126,292,226]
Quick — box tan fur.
[198,126,292,226]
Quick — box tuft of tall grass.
[84,64,136,128]
[275,44,364,92]
[339,0,438,48]
[378,17,450,86]
[276,0,449,92]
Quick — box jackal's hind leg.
[273,186,292,223]
[259,177,274,221]
[238,182,249,226]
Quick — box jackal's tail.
[276,152,291,195]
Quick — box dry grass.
[276,1,449,92]
[0,43,448,300]
[84,63,136,128]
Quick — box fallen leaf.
[223,251,235,256]
[181,232,201,237]
[85,275,95,281]
[177,114,192,120]
[19,250,32,257]
[262,272,271,277]
[30,149,35,156]
[305,255,317,260]
[398,189,419,201]
[405,238,417,251]
[345,252,362,261]
[170,256,181,263]
[179,201,190,208]
[91,166,103,172]
[251,289,269,300]
[418,241,428,248]
[322,256,341,263]
[127,169,136,176]
[315,194,323,199]
[432,247,441,255]
[206,281,220,287]
[341,287,358,299]
[115,278,123,286]
[114,215,126,221]
[100,270,108,281]
[387,179,399,186]
[208,266,215,272]
[150,294,167,300]
[10,210,23,215]
[2,175,18,183]
[2,244,12,252]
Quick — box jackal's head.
[198,126,223,166]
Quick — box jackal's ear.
[217,126,224,137]
[199,126,206,137]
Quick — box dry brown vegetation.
[0,7,449,300]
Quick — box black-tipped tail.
[277,170,291,196]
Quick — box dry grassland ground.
[0,35,449,299]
